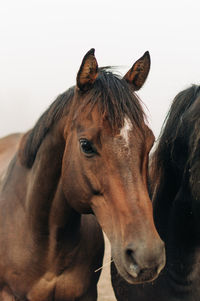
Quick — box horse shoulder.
[28,215,104,301]
[53,215,104,299]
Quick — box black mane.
[151,85,200,203]
[20,68,146,168]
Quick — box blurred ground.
[97,235,116,301]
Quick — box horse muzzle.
[112,239,166,284]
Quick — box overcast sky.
[0,0,199,138]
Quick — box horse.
[111,85,200,301]
[0,49,165,301]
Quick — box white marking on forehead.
[120,118,132,146]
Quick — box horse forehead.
[120,118,133,145]
[117,118,155,153]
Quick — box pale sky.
[0,0,199,138]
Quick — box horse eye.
[79,139,95,156]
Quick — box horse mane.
[19,87,75,168]
[20,68,145,168]
[151,85,200,196]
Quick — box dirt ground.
[97,235,117,301]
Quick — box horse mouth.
[117,264,161,285]
[129,267,160,284]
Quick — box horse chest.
[27,265,95,301]
[27,218,103,301]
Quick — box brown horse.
[111,85,200,301]
[0,49,165,301]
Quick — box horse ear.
[76,48,98,91]
[124,51,150,91]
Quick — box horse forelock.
[19,68,146,168]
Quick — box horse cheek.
[61,152,95,213]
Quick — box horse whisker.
[94,259,114,273]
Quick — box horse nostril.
[125,243,137,263]
[126,248,134,259]
[125,247,140,277]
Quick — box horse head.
[61,49,165,284]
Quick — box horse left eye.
[79,139,95,156]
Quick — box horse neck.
[25,120,81,244]
[164,179,200,279]
[152,150,200,275]
[47,179,82,264]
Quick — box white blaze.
[120,118,132,146]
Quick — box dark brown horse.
[0,49,165,301]
[111,85,200,301]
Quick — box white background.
[0,0,199,138]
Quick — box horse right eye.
[79,139,95,156]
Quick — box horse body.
[111,85,200,301]
[0,49,165,300]
[0,132,103,300]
